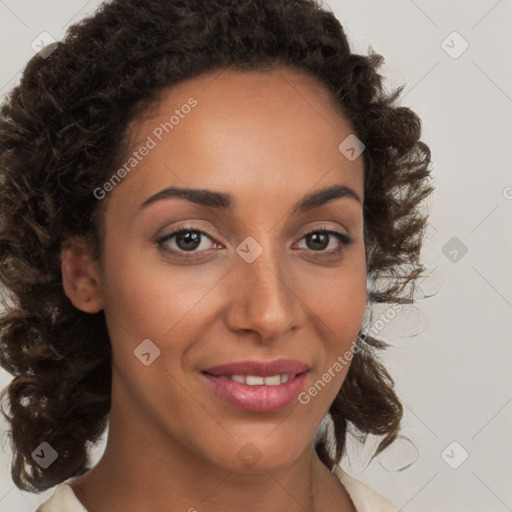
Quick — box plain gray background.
[1,1,511,511]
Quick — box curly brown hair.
[0,0,433,492]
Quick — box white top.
[35,465,402,512]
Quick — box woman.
[0,0,433,510]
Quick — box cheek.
[318,277,366,327]
[100,240,221,341]
[304,249,367,342]
[299,247,367,405]
[100,234,367,364]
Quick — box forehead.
[104,66,364,219]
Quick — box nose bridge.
[227,237,303,340]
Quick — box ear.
[61,237,104,313]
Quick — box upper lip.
[202,359,310,377]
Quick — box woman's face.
[91,67,366,472]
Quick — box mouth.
[200,359,310,412]
[209,373,299,385]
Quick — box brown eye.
[296,229,353,257]
[156,227,219,258]
[305,232,330,251]
[175,231,202,251]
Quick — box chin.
[210,432,312,474]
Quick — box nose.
[224,244,306,344]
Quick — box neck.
[68,376,353,512]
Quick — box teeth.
[264,375,281,386]
[226,374,295,385]
[245,375,265,385]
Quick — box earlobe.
[60,237,104,313]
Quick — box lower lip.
[201,372,309,412]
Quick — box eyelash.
[155,225,353,261]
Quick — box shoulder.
[332,465,404,512]
[34,484,87,512]
[36,467,402,512]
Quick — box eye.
[295,228,352,257]
[155,225,353,261]
[156,227,220,259]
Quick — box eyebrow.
[138,183,362,214]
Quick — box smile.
[218,374,296,385]
[201,359,310,412]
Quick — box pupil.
[177,231,200,251]
[309,233,328,250]
[174,232,329,252]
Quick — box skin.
[61,66,366,512]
